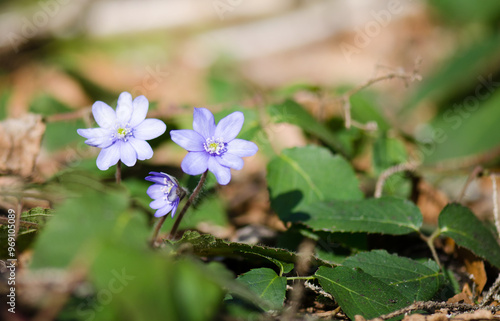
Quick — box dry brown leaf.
[458,248,487,296]
[453,310,495,320]
[403,313,449,321]
[0,114,45,177]
[447,292,474,305]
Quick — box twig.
[338,66,421,129]
[457,166,483,204]
[480,273,500,307]
[282,238,316,321]
[15,199,22,239]
[373,301,500,320]
[44,107,92,123]
[490,174,500,238]
[0,216,39,229]
[374,162,418,198]
[304,281,333,301]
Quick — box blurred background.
[1,0,500,236]
[2,1,500,319]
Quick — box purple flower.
[77,92,166,170]
[145,172,181,218]
[170,108,258,185]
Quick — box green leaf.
[30,188,149,269]
[237,268,287,311]
[89,246,224,321]
[424,88,500,163]
[404,34,500,113]
[267,146,363,223]
[350,92,391,132]
[268,100,349,156]
[315,266,411,320]
[342,250,444,301]
[294,197,423,235]
[372,134,408,174]
[438,203,500,269]
[172,231,335,269]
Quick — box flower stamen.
[204,137,227,156]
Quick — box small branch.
[304,281,333,301]
[338,66,421,129]
[490,173,500,238]
[167,171,208,241]
[480,273,500,307]
[457,166,483,204]
[282,238,316,321]
[0,216,39,229]
[15,198,22,239]
[44,107,92,123]
[374,162,417,198]
[373,301,500,320]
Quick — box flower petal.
[116,92,133,124]
[170,200,180,218]
[227,139,258,157]
[147,184,164,199]
[96,143,120,170]
[150,198,167,210]
[119,141,137,167]
[155,203,174,217]
[214,111,244,142]
[170,129,205,151]
[145,175,164,184]
[128,137,153,160]
[208,156,231,185]
[129,95,149,127]
[193,107,215,139]
[77,128,114,148]
[216,153,243,170]
[181,151,209,175]
[133,119,166,140]
[92,101,116,129]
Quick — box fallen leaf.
[0,114,45,177]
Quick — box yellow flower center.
[204,137,227,156]
[117,127,129,138]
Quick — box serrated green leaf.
[172,231,335,269]
[237,268,287,311]
[343,250,444,301]
[240,251,294,275]
[315,266,411,320]
[438,203,500,268]
[294,197,423,235]
[267,146,363,223]
[268,100,348,156]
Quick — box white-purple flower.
[77,92,166,170]
[145,172,181,218]
[170,108,258,185]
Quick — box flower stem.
[168,171,208,240]
[115,161,122,184]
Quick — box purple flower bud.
[145,172,181,218]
